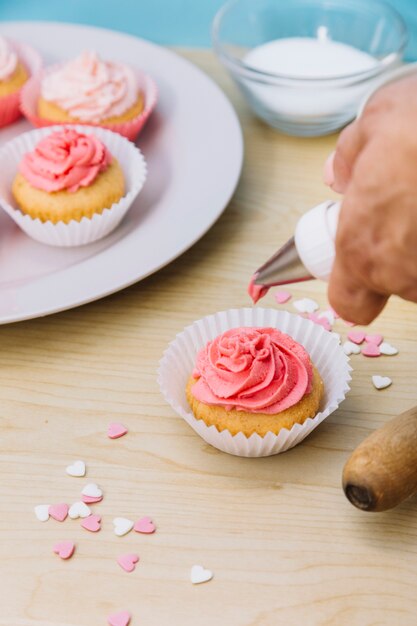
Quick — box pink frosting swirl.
[19,129,111,193]
[0,36,18,81]
[41,51,138,122]
[191,327,313,414]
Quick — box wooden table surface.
[1,50,416,626]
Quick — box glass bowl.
[212,0,408,136]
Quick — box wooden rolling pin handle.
[342,406,417,512]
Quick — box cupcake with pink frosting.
[186,326,324,437]
[21,51,157,140]
[0,36,41,128]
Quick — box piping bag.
[251,201,417,512]
[251,199,340,298]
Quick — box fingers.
[324,120,365,194]
[328,250,388,326]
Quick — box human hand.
[323,75,417,324]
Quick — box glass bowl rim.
[212,0,409,84]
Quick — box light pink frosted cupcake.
[0,36,41,128]
[21,50,157,140]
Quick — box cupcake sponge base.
[37,93,145,125]
[186,365,324,438]
[0,61,28,97]
[12,157,125,224]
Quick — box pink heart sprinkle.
[134,516,156,534]
[362,342,381,357]
[274,290,292,304]
[365,334,383,346]
[347,331,366,345]
[49,503,69,522]
[108,611,131,626]
[117,553,139,573]
[53,541,75,560]
[82,494,103,504]
[81,514,101,532]
[342,319,356,327]
[308,313,331,332]
[107,422,128,439]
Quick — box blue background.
[1,0,417,59]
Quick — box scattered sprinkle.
[113,517,134,537]
[107,611,131,626]
[365,334,383,346]
[372,375,392,390]
[362,342,381,357]
[48,503,69,522]
[308,312,332,332]
[68,501,91,519]
[274,290,292,304]
[34,504,50,522]
[66,460,86,477]
[81,483,103,498]
[134,516,156,534]
[347,331,365,345]
[343,341,361,356]
[53,541,75,560]
[81,514,101,533]
[379,342,399,356]
[293,298,319,314]
[117,553,139,573]
[107,423,128,439]
[82,494,103,504]
[190,564,214,585]
[342,319,356,327]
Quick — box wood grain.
[0,49,416,626]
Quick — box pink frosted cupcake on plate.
[21,50,157,140]
[0,35,41,128]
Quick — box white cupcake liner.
[0,124,147,246]
[158,308,352,457]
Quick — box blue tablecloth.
[1,0,417,60]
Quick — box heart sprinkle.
[293,298,319,314]
[117,553,139,573]
[81,483,103,498]
[107,611,131,626]
[342,341,361,356]
[134,516,156,534]
[308,312,332,332]
[48,503,69,522]
[81,514,101,533]
[190,564,214,585]
[347,331,366,345]
[34,504,50,522]
[107,423,128,439]
[379,341,399,356]
[274,290,292,304]
[68,501,91,519]
[113,517,134,537]
[365,334,383,346]
[372,375,392,390]
[362,342,381,357]
[82,494,103,504]
[53,541,75,560]
[66,460,86,477]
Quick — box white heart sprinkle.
[190,565,213,585]
[68,501,91,519]
[66,460,86,477]
[34,504,50,522]
[343,340,361,356]
[113,517,134,537]
[331,332,341,343]
[81,483,102,498]
[379,342,398,356]
[372,375,392,390]
[293,298,319,314]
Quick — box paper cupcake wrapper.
[20,62,157,141]
[0,40,42,129]
[158,308,352,457]
[0,124,147,247]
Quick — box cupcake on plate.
[186,326,324,437]
[12,127,124,223]
[21,51,157,140]
[0,36,41,128]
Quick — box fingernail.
[323,151,335,187]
